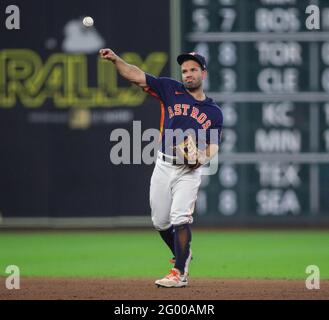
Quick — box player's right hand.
[99,48,117,62]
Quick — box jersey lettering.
[168,106,174,119]
[182,104,190,115]
[190,106,199,119]
[197,113,207,124]
[174,104,182,115]
[202,120,212,129]
[167,104,210,126]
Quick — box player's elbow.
[124,67,147,88]
[131,73,147,88]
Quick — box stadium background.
[0,0,329,300]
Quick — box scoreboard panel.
[179,0,329,221]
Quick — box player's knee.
[151,217,171,231]
[153,222,172,231]
[171,215,193,226]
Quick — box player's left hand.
[175,135,205,169]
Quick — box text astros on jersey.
[144,73,223,155]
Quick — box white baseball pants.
[150,152,202,230]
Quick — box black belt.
[160,153,197,166]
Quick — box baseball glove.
[174,135,205,169]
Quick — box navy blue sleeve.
[207,107,223,145]
[145,73,174,101]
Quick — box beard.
[183,78,203,91]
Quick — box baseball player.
[99,48,223,288]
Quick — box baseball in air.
[82,16,94,27]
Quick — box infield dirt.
[1,278,328,300]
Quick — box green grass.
[0,230,328,279]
